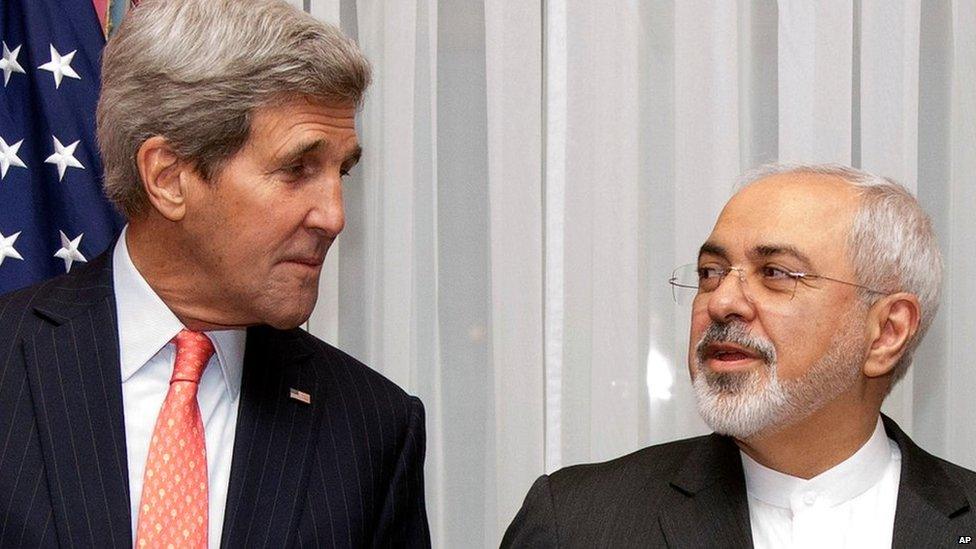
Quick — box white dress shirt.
[113,227,246,549]
[742,417,901,549]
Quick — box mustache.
[695,322,777,365]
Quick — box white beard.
[692,311,865,440]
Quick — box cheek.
[759,305,825,379]
[687,306,710,371]
[688,303,712,342]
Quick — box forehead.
[705,173,860,267]
[244,96,358,156]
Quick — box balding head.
[686,163,941,440]
[736,163,942,382]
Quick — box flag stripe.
[92,0,109,38]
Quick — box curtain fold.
[484,0,545,542]
[859,0,922,430]
[778,0,854,163]
[945,0,976,465]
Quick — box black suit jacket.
[502,415,976,548]
[0,251,430,548]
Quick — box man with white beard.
[503,164,976,548]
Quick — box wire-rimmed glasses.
[668,263,888,305]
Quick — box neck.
[735,389,884,479]
[126,219,251,331]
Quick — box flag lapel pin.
[289,388,311,404]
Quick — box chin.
[263,315,308,330]
[260,297,317,330]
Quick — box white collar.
[112,225,245,397]
[741,416,893,509]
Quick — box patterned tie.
[136,329,214,548]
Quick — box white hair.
[693,314,865,439]
[736,163,943,386]
[97,0,371,218]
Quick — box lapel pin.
[289,388,311,404]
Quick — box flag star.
[38,44,81,89]
[0,42,26,86]
[45,136,85,181]
[0,231,24,267]
[54,230,87,272]
[0,137,27,179]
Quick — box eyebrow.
[278,140,362,168]
[749,244,813,271]
[698,241,729,261]
[343,145,363,169]
[697,241,815,270]
[278,140,325,165]
[749,244,815,270]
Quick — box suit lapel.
[885,416,971,548]
[221,326,321,549]
[23,253,132,548]
[659,434,754,548]
[659,417,972,548]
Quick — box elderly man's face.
[184,96,360,329]
[687,174,869,439]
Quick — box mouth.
[701,342,763,373]
[281,256,325,271]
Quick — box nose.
[305,173,345,239]
[705,268,756,324]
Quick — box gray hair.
[97,0,371,218]
[737,163,943,386]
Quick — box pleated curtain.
[293,0,976,546]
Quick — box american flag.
[0,0,138,295]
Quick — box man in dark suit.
[0,0,429,547]
[503,164,976,548]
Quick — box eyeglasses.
[668,263,888,305]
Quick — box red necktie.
[136,329,214,548]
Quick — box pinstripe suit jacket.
[0,251,430,548]
[502,415,976,548]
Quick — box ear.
[136,136,195,222]
[863,292,921,378]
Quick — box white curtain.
[292,0,976,546]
